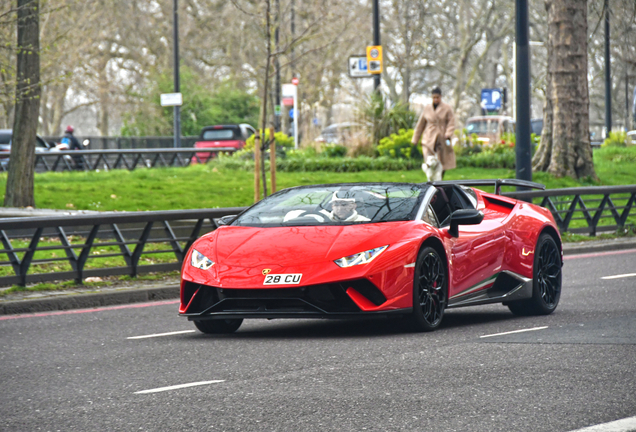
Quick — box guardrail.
[503,184,636,236]
[0,148,238,173]
[42,136,201,150]
[0,208,243,287]
[0,185,634,287]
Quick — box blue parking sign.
[481,88,502,111]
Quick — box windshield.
[202,129,236,140]
[233,184,427,227]
[466,120,499,134]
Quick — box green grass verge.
[1,147,634,212]
[0,271,180,296]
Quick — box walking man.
[411,87,456,181]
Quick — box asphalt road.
[1,250,635,432]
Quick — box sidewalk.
[1,237,635,316]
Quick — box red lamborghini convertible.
[180,180,562,333]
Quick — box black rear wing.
[431,179,546,195]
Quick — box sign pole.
[172,0,181,148]
[269,127,276,194]
[293,88,298,149]
[372,0,380,91]
[254,130,261,203]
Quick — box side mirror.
[217,215,237,226]
[448,209,484,237]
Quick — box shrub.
[456,150,515,169]
[244,130,294,152]
[602,131,627,147]
[321,143,348,158]
[357,93,417,144]
[377,129,422,159]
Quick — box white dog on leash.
[422,154,443,181]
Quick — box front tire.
[194,319,243,334]
[508,233,562,316]
[405,246,447,332]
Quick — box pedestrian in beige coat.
[411,87,456,180]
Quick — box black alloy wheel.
[194,318,243,334]
[406,246,447,332]
[508,233,562,316]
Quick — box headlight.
[334,245,388,268]
[190,249,214,270]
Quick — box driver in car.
[283,190,370,223]
[321,191,370,222]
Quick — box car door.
[438,187,508,299]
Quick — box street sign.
[348,56,372,78]
[282,83,296,107]
[282,83,299,149]
[160,92,183,107]
[481,88,502,111]
[291,77,299,85]
[366,45,383,74]
[275,105,281,117]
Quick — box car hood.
[185,222,417,287]
[215,223,405,266]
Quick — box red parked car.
[191,124,256,163]
[180,179,563,334]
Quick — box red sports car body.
[180,180,563,333]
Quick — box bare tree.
[532,0,596,179]
[5,0,41,207]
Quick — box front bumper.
[180,279,411,320]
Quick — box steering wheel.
[295,212,327,222]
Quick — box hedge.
[209,150,516,172]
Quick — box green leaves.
[121,66,259,136]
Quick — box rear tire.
[405,246,447,332]
[508,233,562,316]
[193,319,243,334]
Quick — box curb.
[562,239,636,256]
[0,286,179,315]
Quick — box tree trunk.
[5,0,41,208]
[532,0,597,180]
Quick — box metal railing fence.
[0,185,634,286]
[42,136,200,150]
[503,184,636,236]
[0,208,243,287]
[0,148,237,173]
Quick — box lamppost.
[604,0,611,136]
[515,0,532,185]
[372,0,380,92]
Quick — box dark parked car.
[192,124,255,163]
[0,129,52,160]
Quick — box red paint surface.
[191,140,245,163]
[181,187,561,313]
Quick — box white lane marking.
[480,326,548,339]
[127,330,196,340]
[567,415,636,432]
[404,263,415,268]
[135,380,225,394]
[601,273,636,280]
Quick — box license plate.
[263,274,302,285]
